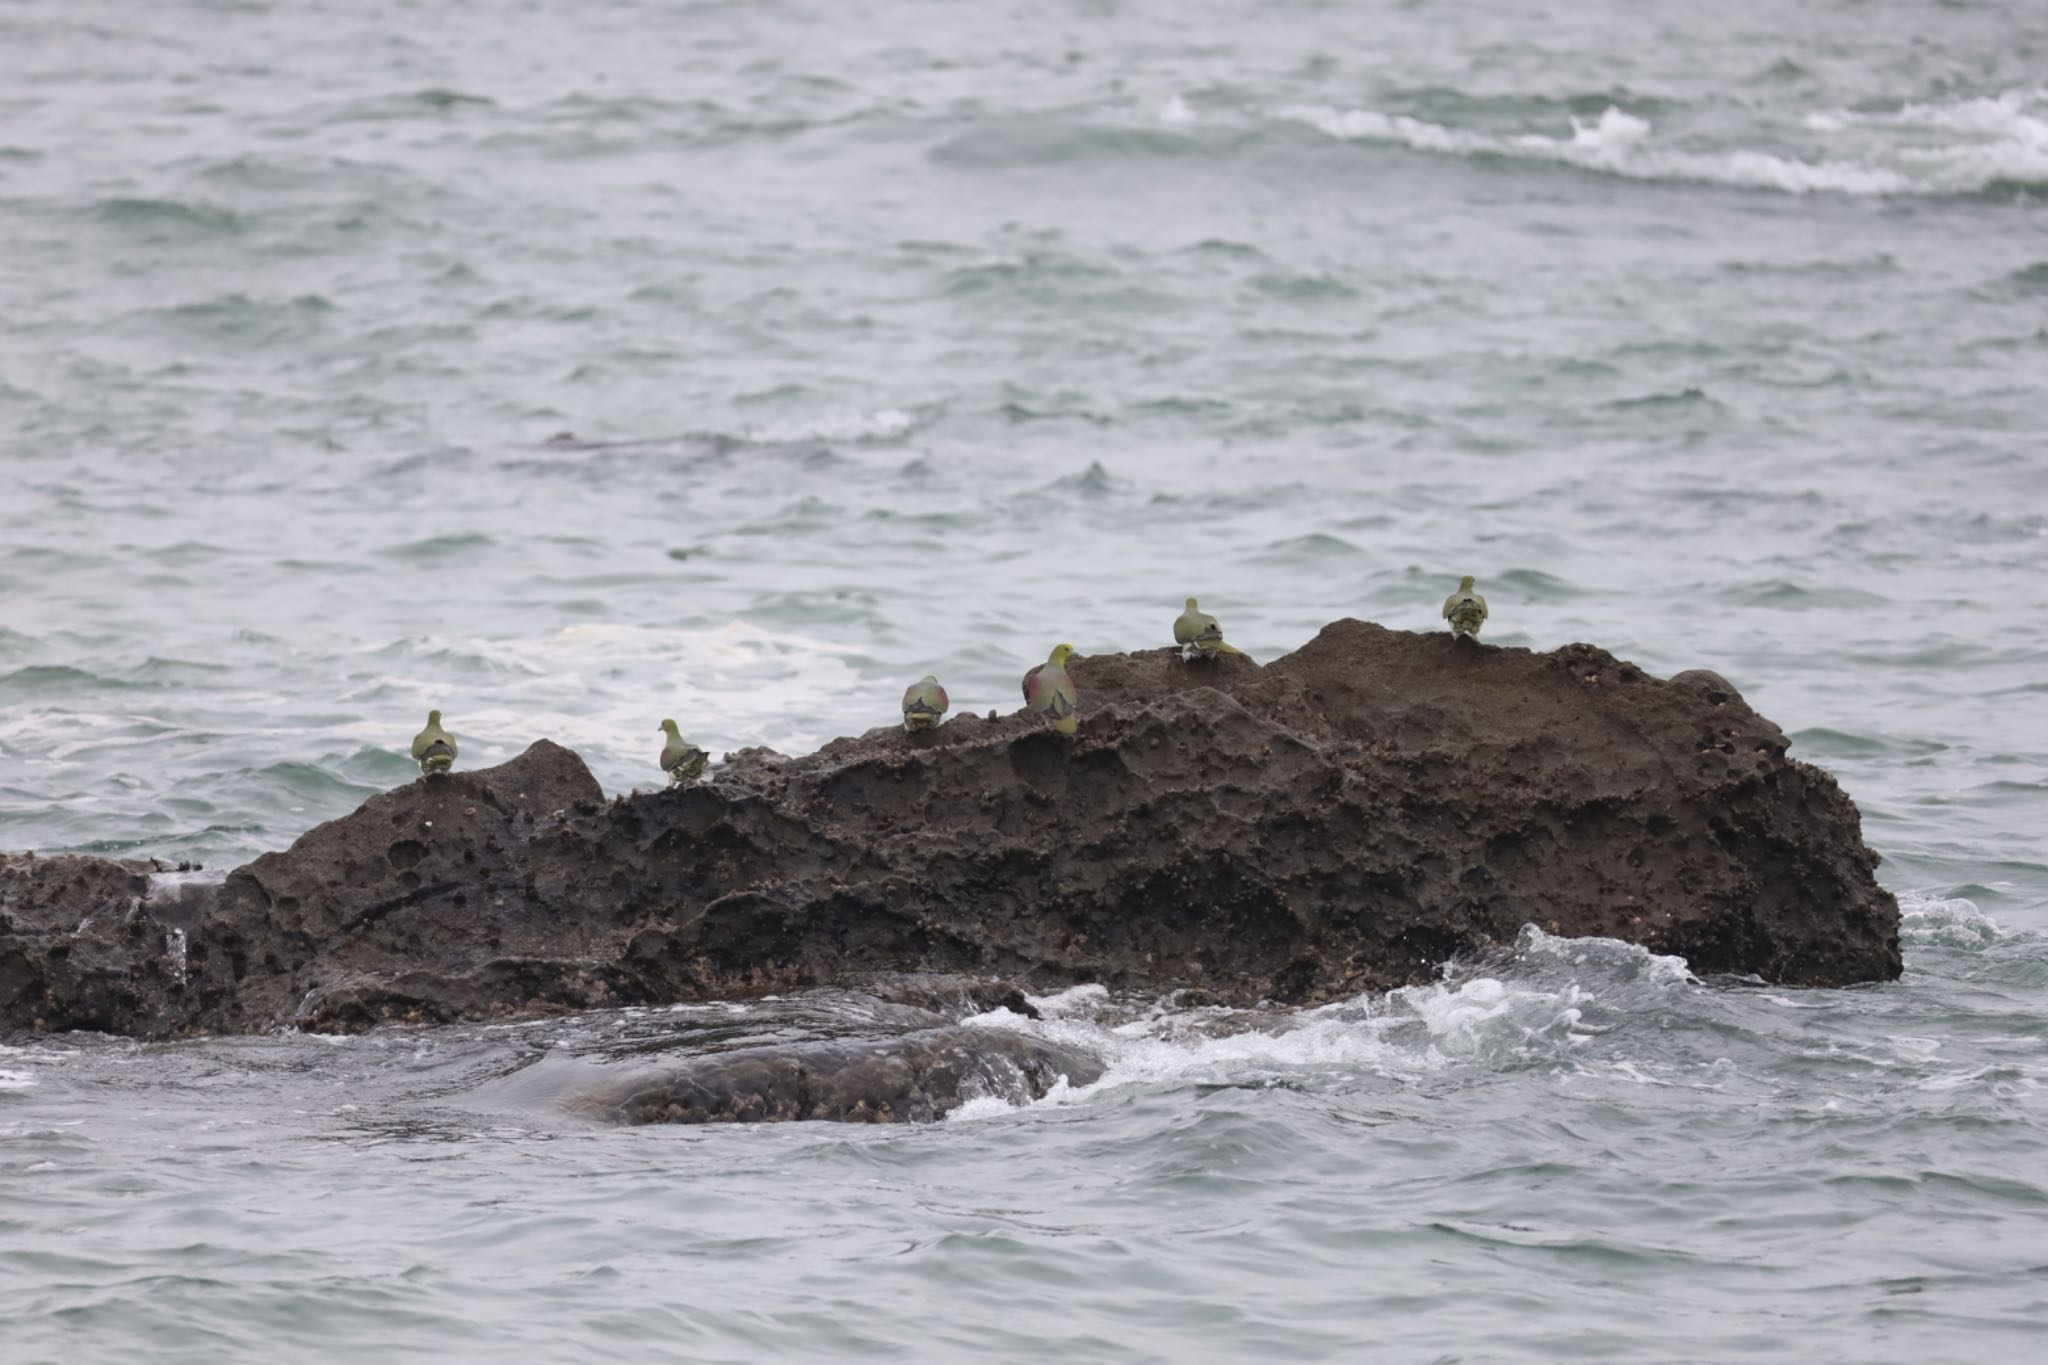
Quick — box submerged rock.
[564,1025,1102,1125]
[0,622,1901,1053]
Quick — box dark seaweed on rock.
[0,620,1900,1041]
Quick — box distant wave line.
[1277,98,2048,198]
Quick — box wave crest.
[1278,90,2048,197]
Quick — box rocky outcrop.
[0,854,214,1035]
[0,621,1901,1046]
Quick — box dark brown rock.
[0,622,1900,1045]
[0,853,225,1035]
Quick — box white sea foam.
[949,927,1694,1119]
[1278,94,2048,196]
[1809,88,2048,143]
[1898,890,2005,948]
[729,409,917,444]
[947,1092,1034,1122]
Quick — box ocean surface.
[3,0,2046,1359]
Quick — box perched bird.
[1022,643,1080,735]
[1442,575,1489,639]
[410,710,457,777]
[1173,597,1246,660]
[902,675,949,732]
[658,719,709,788]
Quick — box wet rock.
[1,622,1901,1045]
[564,1026,1102,1125]
[0,853,212,1035]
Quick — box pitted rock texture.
[1,621,1900,1043]
[0,854,215,1035]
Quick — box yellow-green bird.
[1173,597,1246,660]
[657,719,708,788]
[1442,575,1489,639]
[1022,644,1080,735]
[902,675,949,732]
[409,709,457,776]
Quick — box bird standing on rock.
[1443,575,1489,639]
[902,675,949,732]
[658,719,708,788]
[1173,597,1246,660]
[410,710,458,777]
[1022,644,1080,736]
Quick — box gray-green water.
[3,1,2046,1359]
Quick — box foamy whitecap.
[729,409,917,445]
[1510,922,1697,987]
[1816,88,2048,141]
[1898,890,2004,948]
[1276,97,2047,196]
[950,926,1697,1119]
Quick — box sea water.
[2,1,2045,1359]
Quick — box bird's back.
[903,679,947,712]
[410,725,454,759]
[1443,589,1488,636]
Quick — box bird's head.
[1049,643,1076,666]
[659,718,680,736]
[920,674,938,685]
[427,709,442,725]
[1185,597,1199,610]
[1458,575,1476,591]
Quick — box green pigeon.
[1173,597,1247,660]
[409,709,457,777]
[1022,643,1080,735]
[902,675,950,732]
[1442,575,1489,639]
[658,719,708,788]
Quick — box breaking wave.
[950,927,1699,1120]
[1898,890,2007,949]
[1279,89,2048,197]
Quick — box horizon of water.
[3,1,2046,1361]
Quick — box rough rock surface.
[0,621,1901,1045]
[0,855,215,1035]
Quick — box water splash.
[951,928,1699,1119]
[1899,891,2005,949]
